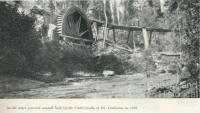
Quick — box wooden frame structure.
[57,7,177,50]
[90,19,177,49]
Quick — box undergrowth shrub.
[60,45,94,77]
[92,54,125,74]
[0,2,41,78]
[122,55,144,73]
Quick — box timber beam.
[90,19,176,33]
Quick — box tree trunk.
[110,0,114,24]
[103,0,108,48]
[116,1,120,25]
[160,0,165,13]
[113,0,118,24]
[132,31,136,51]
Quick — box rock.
[102,70,115,77]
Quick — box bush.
[0,49,30,77]
[35,41,63,73]
[0,2,41,77]
[93,54,125,74]
[60,45,94,76]
[122,56,144,73]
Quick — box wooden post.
[93,22,98,41]
[149,31,153,46]
[107,29,110,40]
[132,31,136,51]
[113,29,116,43]
[127,30,131,44]
[142,28,149,49]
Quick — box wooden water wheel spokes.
[58,6,94,45]
[67,14,89,39]
[79,29,88,37]
[76,16,81,35]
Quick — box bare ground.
[0,72,178,98]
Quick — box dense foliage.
[169,0,200,78]
[0,2,41,77]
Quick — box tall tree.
[103,0,108,47]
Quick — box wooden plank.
[57,31,62,33]
[57,26,62,28]
[57,18,63,20]
[60,34,93,43]
[90,19,174,32]
[57,29,62,31]
[57,28,62,31]
[57,29,62,32]
[79,30,88,36]
[57,15,63,17]
[57,21,63,23]
[57,23,62,26]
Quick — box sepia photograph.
[0,0,199,99]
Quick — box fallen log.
[159,52,181,57]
